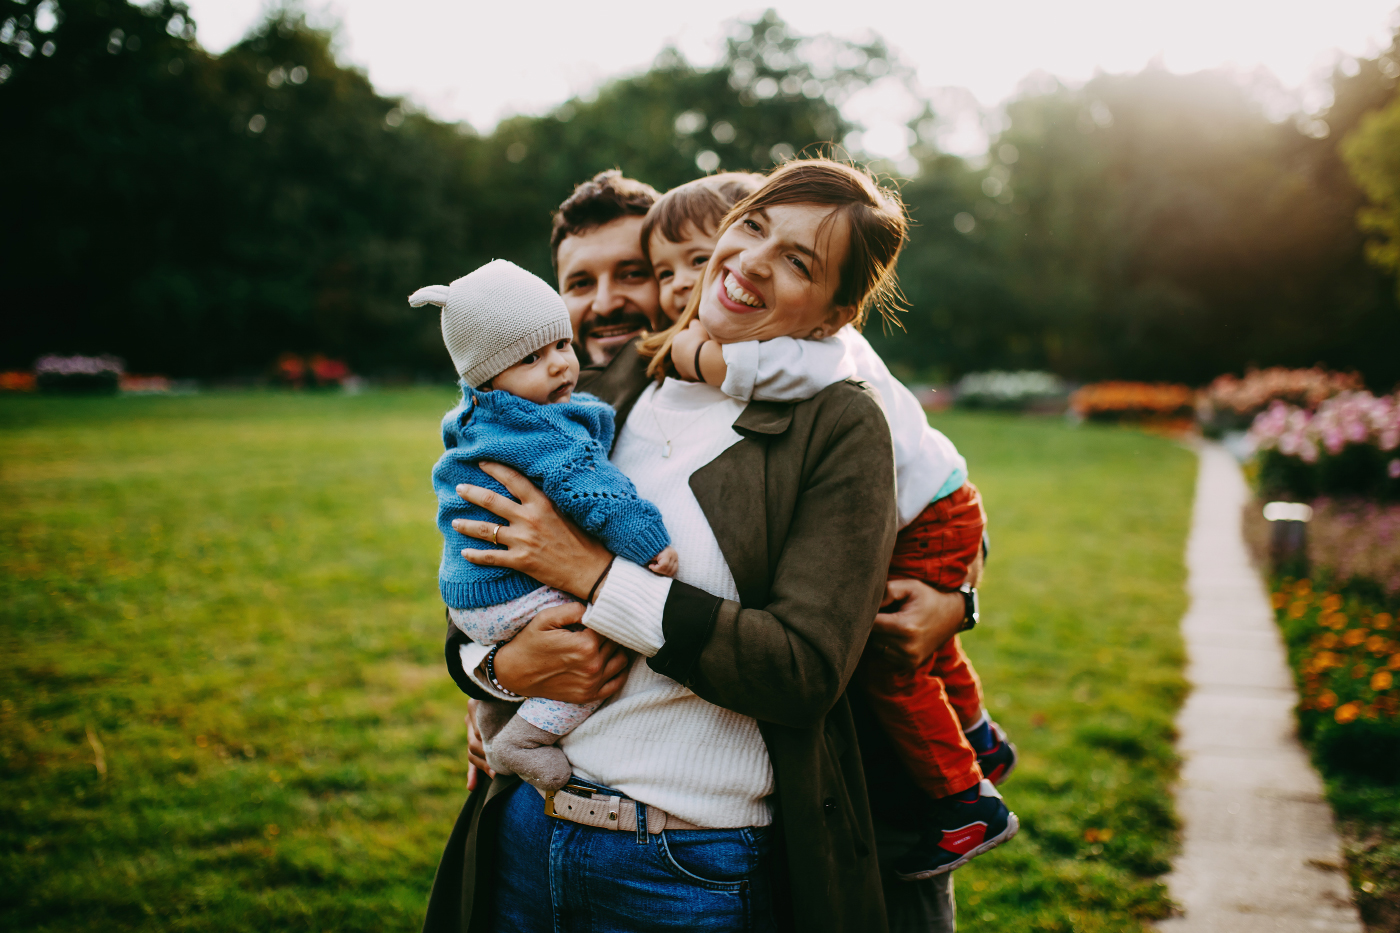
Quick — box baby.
[411,260,677,792]
[643,176,1020,879]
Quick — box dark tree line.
[3,1,1398,387]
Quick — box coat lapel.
[579,340,796,610]
[690,400,794,609]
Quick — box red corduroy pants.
[858,483,987,799]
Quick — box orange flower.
[1373,671,1394,692]
[1296,580,1313,595]
[1353,664,1370,679]
[1366,635,1388,654]
[0,371,37,392]
[1342,629,1369,647]
[1317,690,1338,710]
[1335,702,1361,724]
[1375,613,1393,630]
[1289,602,1310,619]
[1318,633,1339,649]
[1389,654,1400,671]
[1321,594,1343,612]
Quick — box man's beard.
[578,308,653,364]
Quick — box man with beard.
[551,170,662,365]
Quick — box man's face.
[556,216,660,365]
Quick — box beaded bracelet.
[484,644,522,699]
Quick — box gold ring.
[490,523,500,546]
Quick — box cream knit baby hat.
[409,260,573,387]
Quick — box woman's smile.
[720,268,765,310]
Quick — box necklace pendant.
[663,441,673,458]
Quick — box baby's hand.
[648,546,679,577]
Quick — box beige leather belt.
[537,783,703,834]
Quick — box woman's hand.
[491,602,632,704]
[452,462,613,599]
[868,578,967,670]
[465,700,493,791]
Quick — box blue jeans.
[493,778,776,933]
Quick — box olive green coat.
[423,342,899,933]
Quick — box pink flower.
[1390,459,1400,480]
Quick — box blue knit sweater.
[433,385,672,609]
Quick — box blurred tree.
[458,8,898,277]
[3,3,1397,387]
[895,62,1400,387]
[1342,44,1400,302]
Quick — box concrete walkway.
[1158,443,1363,933]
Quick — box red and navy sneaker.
[892,780,1019,880]
[976,721,1018,786]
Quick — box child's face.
[488,339,580,405]
[649,223,717,323]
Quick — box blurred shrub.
[953,370,1066,411]
[1069,381,1194,423]
[33,353,122,395]
[1271,580,1400,777]
[1197,367,1363,437]
[1246,497,1400,599]
[1249,392,1400,500]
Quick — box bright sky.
[183,0,1398,156]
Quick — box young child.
[642,176,1020,879]
[411,260,677,793]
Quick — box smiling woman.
[640,158,907,378]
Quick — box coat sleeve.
[650,387,898,728]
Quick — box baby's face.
[649,224,717,322]
[489,339,580,404]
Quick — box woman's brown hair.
[637,159,908,380]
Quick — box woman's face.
[696,203,853,344]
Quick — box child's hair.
[550,170,659,271]
[637,159,909,381]
[639,172,765,263]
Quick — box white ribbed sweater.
[562,378,775,828]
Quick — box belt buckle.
[544,782,599,819]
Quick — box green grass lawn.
[0,393,1195,932]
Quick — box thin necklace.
[649,392,711,458]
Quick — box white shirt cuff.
[582,559,672,656]
[458,642,523,702]
[719,341,761,401]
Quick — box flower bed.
[33,354,123,395]
[1244,500,1400,927]
[1269,579,1400,767]
[1198,367,1362,437]
[0,372,36,392]
[954,370,1067,412]
[1069,381,1194,424]
[276,353,353,389]
[1249,391,1400,500]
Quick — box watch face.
[961,586,979,630]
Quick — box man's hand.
[491,602,631,704]
[465,699,493,791]
[869,578,966,670]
